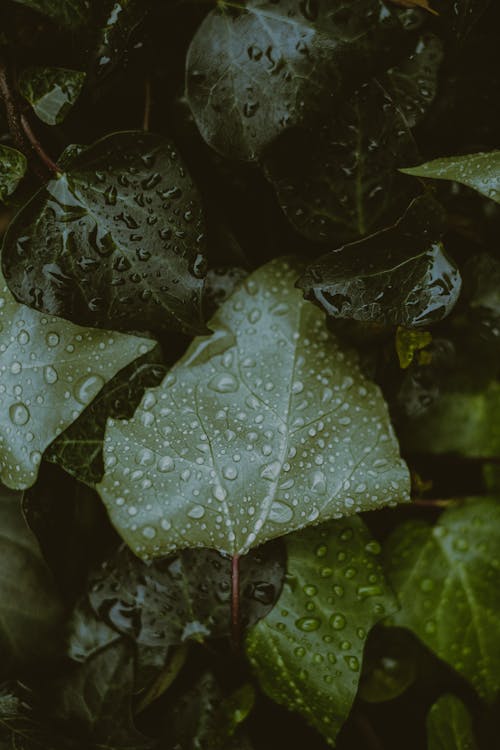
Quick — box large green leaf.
[246,516,397,747]
[2,131,208,336]
[98,258,410,559]
[401,151,500,204]
[384,498,500,703]
[0,486,63,673]
[0,268,154,490]
[19,66,86,126]
[427,694,478,750]
[0,145,27,203]
[186,0,410,161]
[12,0,91,28]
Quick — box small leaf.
[98,258,410,559]
[359,627,418,703]
[427,694,478,750]
[12,0,91,28]
[0,486,64,672]
[246,516,397,747]
[401,151,500,204]
[0,145,27,202]
[19,66,86,126]
[88,542,285,646]
[396,327,432,368]
[0,268,154,490]
[298,198,461,328]
[2,131,208,336]
[384,498,500,703]
[186,0,410,161]
[91,0,149,81]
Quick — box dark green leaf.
[98,258,410,559]
[427,694,478,750]
[12,0,91,28]
[88,542,285,646]
[358,626,418,702]
[91,0,150,81]
[0,486,64,673]
[246,516,397,746]
[384,498,500,703]
[298,197,461,328]
[67,599,121,663]
[19,66,86,126]
[0,145,27,203]
[401,151,500,204]
[186,0,411,161]
[2,131,208,336]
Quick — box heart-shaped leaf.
[384,497,500,703]
[0,268,154,489]
[2,131,208,336]
[186,0,409,161]
[427,695,478,750]
[98,258,409,559]
[0,145,27,202]
[246,516,397,746]
[19,66,86,126]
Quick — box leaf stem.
[231,553,240,651]
[413,498,458,508]
[142,78,152,132]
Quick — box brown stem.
[413,498,458,508]
[231,553,240,651]
[142,78,152,132]
[20,114,60,176]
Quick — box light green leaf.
[427,694,478,750]
[12,0,91,28]
[0,485,64,672]
[385,498,500,703]
[98,258,410,559]
[0,145,27,202]
[246,516,397,747]
[401,151,500,204]
[19,66,86,126]
[0,269,154,489]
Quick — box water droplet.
[9,402,30,426]
[208,373,239,393]
[296,617,321,632]
[188,505,205,519]
[269,500,293,524]
[329,613,346,630]
[74,374,105,405]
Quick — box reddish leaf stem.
[231,553,240,651]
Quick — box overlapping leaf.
[19,66,86,126]
[427,694,478,750]
[0,145,27,202]
[98,258,410,559]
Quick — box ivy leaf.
[298,198,461,328]
[358,626,418,702]
[88,542,285,646]
[19,66,86,126]
[401,151,500,204]
[46,350,168,486]
[384,498,500,703]
[12,0,91,28]
[2,131,208,336]
[427,694,478,750]
[246,516,397,747]
[186,0,409,161]
[0,486,64,673]
[0,268,154,490]
[0,145,27,203]
[98,258,410,559]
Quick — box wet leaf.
[88,542,285,646]
[186,0,410,161]
[0,267,154,490]
[2,131,208,336]
[385,497,500,703]
[246,516,397,747]
[19,66,86,126]
[47,350,168,486]
[298,198,461,328]
[427,694,478,750]
[401,151,500,204]
[91,0,150,82]
[0,145,27,203]
[98,258,410,559]
[0,486,64,673]
[12,0,91,28]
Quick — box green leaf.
[246,516,397,747]
[384,498,500,703]
[12,0,91,28]
[67,600,121,663]
[91,0,150,81]
[19,66,86,126]
[0,268,154,490]
[298,198,461,328]
[186,0,410,161]
[396,327,432,368]
[0,145,27,203]
[46,350,168,486]
[98,258,410,559]
[88,542,285,646]
[401,151,500,204]
[427,694,478,750]
[358,626,418,703]
[0,486,64,673]
[2,131,208,336]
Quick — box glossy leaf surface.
[19,66,86,126]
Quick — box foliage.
[0,1,499,749]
